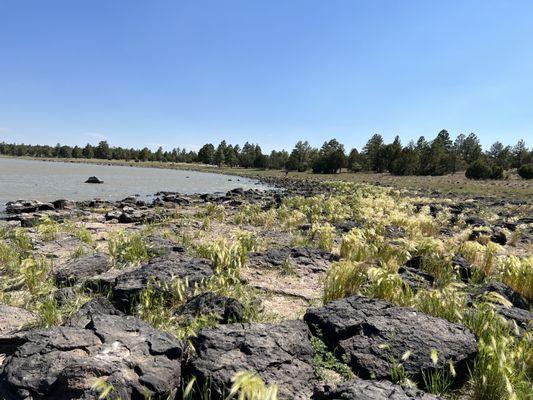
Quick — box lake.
[0,158,269,211]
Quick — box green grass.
[108,230,150,266]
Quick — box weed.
[37,215,61,241]
[280,258,296,276]
[36,295,62,328]
[75,226,93,244]
[390,351,416,389]
[311,334,354,381]
[11,228,33,253]
[108,230,149,266]
[365,267,413,306]
[70,245,87,258]
[497,256,533,301]
[20,257,54,297]
[204,203,226,222]
[135,277,188,330]
[226,371,279,400]
[421,349,455,396]
[311,223,336,252]
[414,285,466,323]
[323,261,367,303]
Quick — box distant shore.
[1,155,532,199]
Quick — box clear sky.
[0,0,532,152]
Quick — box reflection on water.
[0,158,269,209]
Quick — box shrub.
[465,159,502,180]
[517,163,533,179]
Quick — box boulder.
[0,305,37,356]
[5,213,41,227]
[397,266,434,291]
[397,256,435,291]
[464,216,487,227]
[384,225,406,239]
[452,255,474,282]
[0,298,185,399]
[85,176,103,184]
[304,296,477,383]
[63,297,123,328]
[5,200,55,214]
[177,292,244,323]
[118,207,148,223]
[472,281,530,310]
[226,187,244,197]
[111,253,214,311]
[187,320,315,399]
[490,229,507,245]
[494,306,533,334]
[52,199,76,210]
[313,379,441,400]
[104,209,122,221]
[334,220,362,233]
[54,253,110,287]
[145,235,186,256]
[53,287,78,306]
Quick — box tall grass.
[497,256,533,301]
[323,261,367,303]
[37,215,61,241]
[108,230,149,266]
[311,223,336,252]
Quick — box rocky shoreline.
[0,177,531,399]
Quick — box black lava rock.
[304,296,477,384]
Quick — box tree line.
[1,130,531,178]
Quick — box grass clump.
[108,230,149,266]
[311,222,336,252]
[421,349,456,396]
[37,215,61,242]
[365,267,413,306]
[497,256,533,301]
[469,332,532,400]
[414,284,467,323]
[226,371,279,400]
[323,260,367,303]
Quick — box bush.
[517,163,533,179]
[490,165,503,179]
[465,159,502,180]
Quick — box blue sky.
[0,0,531,152]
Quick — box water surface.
[0,158,268,210]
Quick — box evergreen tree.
[225,145,239,167]
[198,143,215,164]
[512,139,529,168]
[312,139,346,174]
[82,144,94,158]
[214,141,227,166]
[347,148,363,172]
[287,141,314,172]
[362,134,385,172]
[460,133,482,164]
[269,150,289,170]
[94,141,110,159]
[488,141,512,170]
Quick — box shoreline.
[1,155,532,199]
